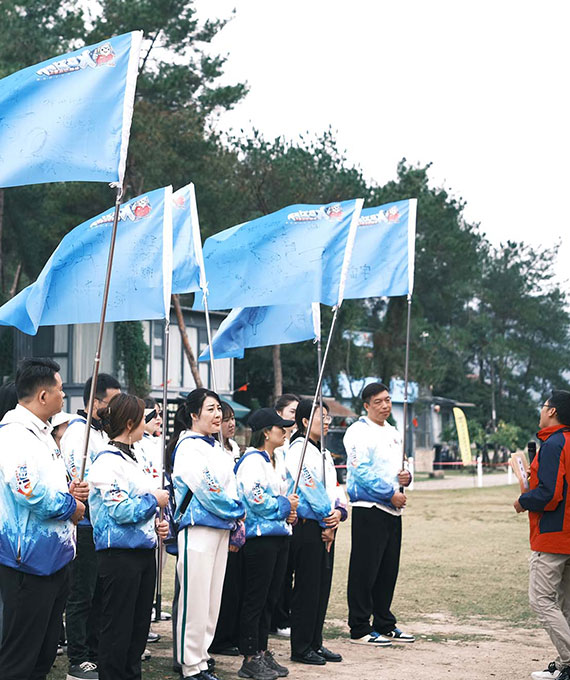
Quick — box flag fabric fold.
[0,31,142,188]
[199,302,321,361]
[194,199,363,311]
[344,198,417,299]
[0,186,173,334]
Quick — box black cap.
[248,407,295,432]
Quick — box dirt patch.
[142,614,551,680]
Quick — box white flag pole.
[293,199,363,493]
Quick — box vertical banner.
[453,407,472,464]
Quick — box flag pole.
[400,293,412,492]
[293,198,363,493]
[189,183,225,449]
[154,317,170,622]
[79,185,123,481]
[293,305,340,493]
[317,337,326,482]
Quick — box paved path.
[411,472,517,491]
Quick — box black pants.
[0,562,70,680]
[210,548,244,651]
[290,520,334,656]
[239,536,289,657]
[347,506,401,638]
[97,548,156,680]
[271,536,293,630]
[67,525,101,665]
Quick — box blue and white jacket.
[235,450,292,539]
[0,405,77,575]
[286,435,347,528]
[133,433,162,489]
[172,431,244,532]
[88,444,158,551]
[344,417,403,515]
[61,413,109,527]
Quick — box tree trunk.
[272,344,283,402]
[8,263,22,299]
[172,294,202,388]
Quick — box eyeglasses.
[323,416,332,424]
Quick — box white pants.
[176,525,229,676]
[529,550,570,668]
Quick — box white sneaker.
[350,631,392,646]
[141,648,151,661]
[531,663,560,679]
[383,627,415,643]
[276,627,291,637]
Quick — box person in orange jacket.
[515,390,570,680]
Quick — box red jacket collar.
[537,425,570,441]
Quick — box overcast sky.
[194,0,570,287]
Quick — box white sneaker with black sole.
[66,661,99,680]
[532,662,561,679]
[383,627,415,643]
[350,631,392,646]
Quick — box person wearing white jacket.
[0,358,86,680]
[61,372,120,680]
[344,382,413,647]
[234,408,299,680]
[172,388,245,680]
[285,399,347,666]
[88,393,169,680]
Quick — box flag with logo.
[0,187,173,334]
[199,302,321,361]
[171,183,204,294]
[344,199,417,299]
[0,31,142,188]
[194,199,363,311]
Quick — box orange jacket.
[519,425,570,554]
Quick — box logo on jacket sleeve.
[204,468,222,494]
[108,480,127,502]
[301,467,316,489]
[15,465,32,497]
[36,43,116,78]
[251,481,264,504]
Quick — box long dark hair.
[166,388,221,471]
[98,393,144,441]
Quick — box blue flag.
[171,183,203,294]
[0,187,173,334]
[0,32,142,188]
[199,303,321,361]
[343,199,417,299]
[194,199,363,311]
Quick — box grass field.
[48,484,535,679]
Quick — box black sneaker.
[316,646,342,662]
[238,654,279,680]
[207,657,215,671]
[558,668,570,680]
[66,662,99,680]
[263,650,289,677]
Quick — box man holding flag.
[344,382,414,646]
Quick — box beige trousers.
[529,550,570,668]
[176,525,230,677]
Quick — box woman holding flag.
[171,388,245,680]
[88,393,170,680]
[285,399,347,665]
[234,408,299,680]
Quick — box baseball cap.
[248,407,295,432]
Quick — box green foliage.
[114,321,150,397]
